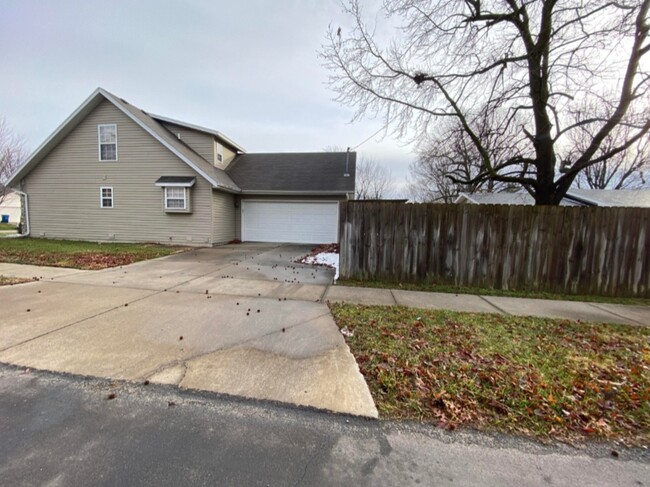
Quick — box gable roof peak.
[6,88,241,193]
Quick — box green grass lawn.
[0,223,17,231]
[0,238,185,270]
[337,279,650,306]
[330,303,650,445]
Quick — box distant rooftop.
[456,189,650,207]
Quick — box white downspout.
[10,190,30,237]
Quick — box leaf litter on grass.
[330,303,650,445]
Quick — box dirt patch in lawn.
[0,239,185,270]
[330,303,650,445]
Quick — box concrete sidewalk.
[325,286,649,326]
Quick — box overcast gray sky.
[0,0,413,195]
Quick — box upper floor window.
[216,142,223,163]
[98,124,117,161]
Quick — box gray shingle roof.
[108,93,241,192]
[457,192,584,205]
[567,189,650,207]
[227,152,356,193]
[154,176,196,186]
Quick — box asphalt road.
[0,364,647,487]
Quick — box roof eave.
[239,190,352,196]
[454,193,476,204]
[100,90,238,191]
[564,191,600,206]
[213,185,242,194]
[7,88,242,193]
[6,87,106,187]
[150,113,247,153]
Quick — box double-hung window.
[100,187,114,208]
[155,176,194,213]
[98,124,117,161]
[164,187,187,210]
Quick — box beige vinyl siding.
[217,142,237,169]
[234,194,345,240]
[22,100,214,246]
[212,190,235,244]
[160,122,216,165]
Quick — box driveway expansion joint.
[477,295,509,314]
[0,288,160,354]
[587,302,647,326]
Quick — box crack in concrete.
[138,310,335,383]
[293,440,327,487]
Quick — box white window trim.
[100,186,114,208]
[98,124,118,161]
[216,142,224,163]
[164,187,187,210]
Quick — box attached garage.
[241,200,339,244]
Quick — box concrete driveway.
[0,244,377,417]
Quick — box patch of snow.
[304,252,339,280]
[340,326,354,338]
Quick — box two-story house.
[6,88,356,245]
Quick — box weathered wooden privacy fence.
[338,202,650,298]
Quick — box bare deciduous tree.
[0,118,28,203]
[322,0,650,205]
[409,112,522,202]
[570,121,649,189]
[356,156,393,199]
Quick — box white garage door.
[241,200,339,244]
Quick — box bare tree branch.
[322,0,650,204]
[355,156,394,199]
[0,118,28,204]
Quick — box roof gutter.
[239,190,351,196]
[563,192,599,206]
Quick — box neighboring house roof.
[455,192,543,205]
[227,152,356,194]
[6,88,241,193]
[150,113,246,153]
[455,189,650,207]
[567,188,650,207]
